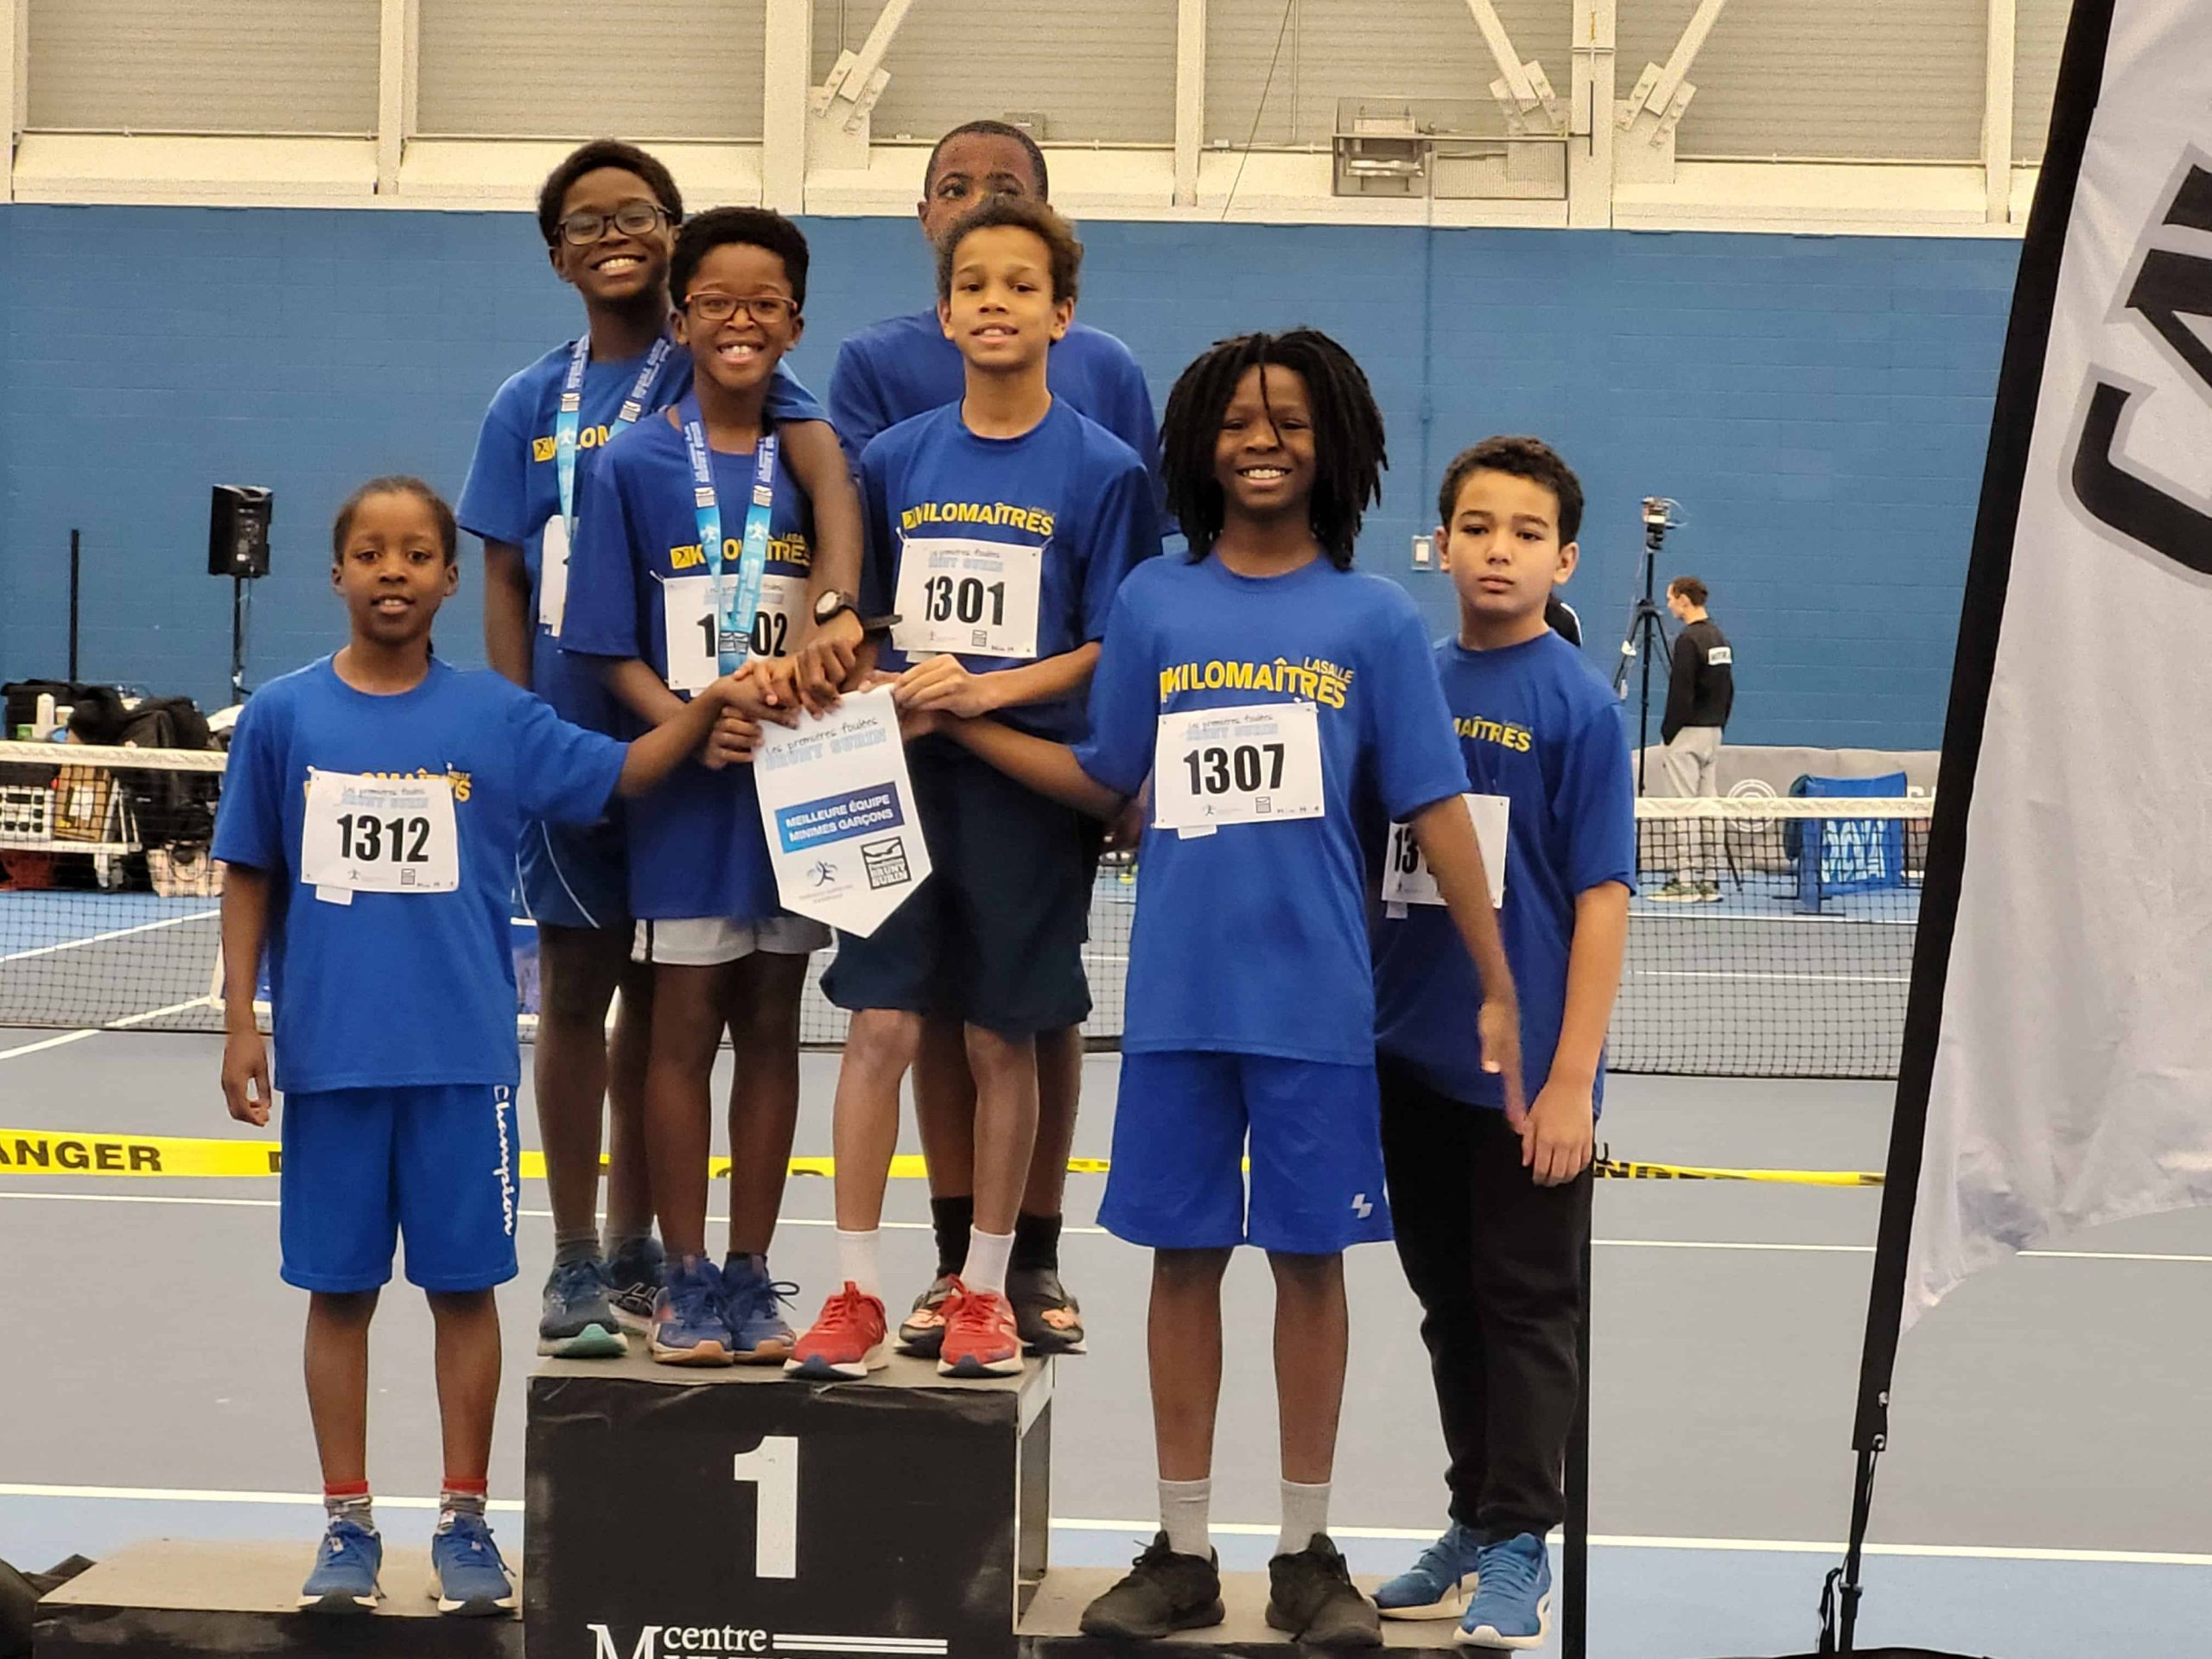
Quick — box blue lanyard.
[678,394,779,677]
[554,335,671,541]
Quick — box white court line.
[0,908,219,965]
[6,1190,2212,1266]
[0,995,212,1062]
[2,1483,2206,1568]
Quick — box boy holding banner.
[791,198,1157,1380]
[918,333,1522,1643]
[560,208,864,1366]
[1370,437,1631,1649]
[458,142,861,1362]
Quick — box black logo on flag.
[2069,157,2212,576]
[861,836,911,889]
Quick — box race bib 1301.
[892,537,1044,661]
[1382,793,1509,914]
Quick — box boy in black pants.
[1370,437,1634,1649]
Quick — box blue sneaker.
[1376,1520,1480,1620]
[721,1254,798,1364]
[650,1255,736,1365]
[606,1235,666,1336]
[1457,1534,1551,1649]
[429,1510,516,1617]
[537,1255,626,1359]
[298,1515,382,1612]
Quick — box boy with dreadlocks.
[921,329,1522,1646]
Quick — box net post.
[67,530,81,683]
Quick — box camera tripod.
[1613,499,1679,796]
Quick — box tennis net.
[0,741,1929,1079]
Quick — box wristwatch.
[812,589,899,640]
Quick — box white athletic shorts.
[632,914,831,967]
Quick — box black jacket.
[1662,618,1732,741]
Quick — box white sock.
[1160,1478,1211,1559]
[1278,1479,1331,1556]
[834,1229,880,1299]
[960,1226,1016,1297]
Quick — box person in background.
[1653,575,1732,902]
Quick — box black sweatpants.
[1377,1052,1591,1543]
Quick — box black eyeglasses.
[686,294,799,326]
[556,200,671,247]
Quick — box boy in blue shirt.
[1370,438,1634,1649]
[215,477,760,1618]
[826,118,1164,1360]
[458,141,863,1363]
[563,207,853,1366]
[791,198,1157,1382]
[918,331,1522,1647]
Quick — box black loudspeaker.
[207,485,272,578]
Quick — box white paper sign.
[660,573,805,693]
[1382,793,1509,914]
[1151,702,1326,836]
[751,688,932,938]
[537,513,571,633]
[301,770,460,895]
[892,537,1044,660]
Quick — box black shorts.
[822,739,1092,1036]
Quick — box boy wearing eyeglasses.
[559,207,851,1365]
[458,146,865,1365]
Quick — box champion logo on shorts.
[1350,1192,1374,1219]
[493,1087,517,1239]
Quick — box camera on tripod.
[1618,495,1686,790]
[1641,496,1680,549]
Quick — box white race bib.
[1152,702,1326,836]
[659,572,805,693]
[892,537,1044,660]
[301,770,460,895]
[1382,793,1510,913]
[537,514,571,634]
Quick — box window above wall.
[0,0,2080,234]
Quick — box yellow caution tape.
[1594,1157,1881,1187]
[0,1128,1876,1187]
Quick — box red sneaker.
[785,1281,889,1379]
[938,1279,1023,1378]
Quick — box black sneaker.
[896,1271,957,1357]
[1267,1534,1382,1649]
[605,1236,665,1338]
[1007,1265,1087,1355]
[1079,1534,1224,1639]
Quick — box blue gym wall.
[0,206,2018,748]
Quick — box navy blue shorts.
[823,740,1091,1036]
[515,812,627,934]
[279,1084,522,1294]
[1099,1052,1393,1255]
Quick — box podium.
[526,1350,1053,1659]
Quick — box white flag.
[751,688,931,939]
[1903,0,2212,1327]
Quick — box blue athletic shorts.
[279,1084,523,1294]
[1098,1052,1393,1255]
[822,740,1091,1036]
[515,812,628,933]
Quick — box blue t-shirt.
[1373,630,1637,1111]
[456,342,825,733]
[829,308,1160,486]
[1073,555,1470,1065]
[859,399,1157,740]
[559,412,815,922]
[210,658,626,1094]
